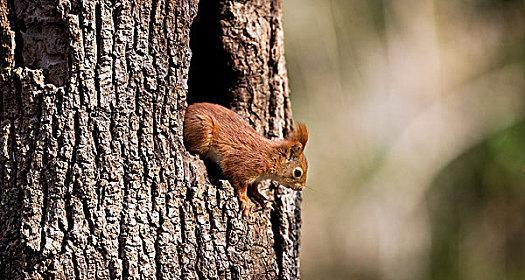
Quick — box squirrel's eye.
[293,167,303,178]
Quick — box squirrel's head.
[276,123,309,191]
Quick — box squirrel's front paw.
[252,197,273,211]
[250,194,266,208]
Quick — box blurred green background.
[282,0,525,279]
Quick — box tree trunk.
[0,0,301,279]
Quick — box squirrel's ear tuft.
[277,144,291,159]
[291,142,303,157]
[277,142,303,159]
[287,122,308,149]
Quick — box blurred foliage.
[428,120,525,280]
[283,0,525,279]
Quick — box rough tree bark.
[0,0,301,279]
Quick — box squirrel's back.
[183,103,270,158]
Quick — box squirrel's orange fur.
[183,102,308,217]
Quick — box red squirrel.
[183,102,308,217]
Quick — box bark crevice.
[8,0,22,68]
[95,3,103,109]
